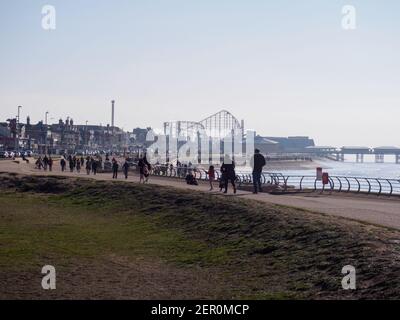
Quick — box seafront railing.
[281,175,400,196]
[148,165,400,197]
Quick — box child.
[219,167,227,192]
[207,165,215,191]
[219,177,225,192]
[143,165,150,183]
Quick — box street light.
[44,111,49,155]
[85,121,88,150]
[16,106,22,152]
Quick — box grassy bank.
[1,173,400,299]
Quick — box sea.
[258,155,400,179]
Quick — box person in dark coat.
[122,160,130,179]
[220,155,236,194]
[91,159,98,175]
[48,156,53,172]
[138,155,151,183]
[76,159,81,173]
[60,158,66,172]
[86,159,92,175]
[36,157,43,170]
[73,156,77,169]
[112,158,119,179]
[251,149,266,194]
[69,158,74,172]
[43,155,49,171]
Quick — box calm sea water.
[274,155,400,179]
[236,155,400,179]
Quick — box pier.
[306,146,400,164]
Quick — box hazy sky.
[1,0,399,147]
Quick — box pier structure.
[306,146,400,164]
[340,147,370,163]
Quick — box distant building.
[0,122,13,150]
[254,136,281,154]
[1,115,134,154]
[255,135,315,154]
[132,127,152,146]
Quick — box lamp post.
[85,120,88,151]
[16,106,22,152]
[45,111,49,155]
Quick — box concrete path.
[1,159,400,230]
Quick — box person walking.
[221,155,236,194]
[36,157,43,170]
[138,155,150,183]
[73,156,77,170]
[251,149,266,194]
[69,158,74,173]
[48,156,53,172]
[86,158,92,175]
[112,158,119,179]
[60,158,66,172]
[43,155,49,171]
[122,160,130,179]
[207,165,215,191]
[91,158,98,175]
[76,159,81,173]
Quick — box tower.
[111,100,115,129]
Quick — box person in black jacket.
[221,155,236,194]
[122,160,130,179]
[60,158,66,172]
[251,149,266,194]
[112,158,119,179]
[138,155,151,183]
[91,159,98,175]
[69,158,75,172]
[86,158,92,175]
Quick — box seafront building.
[0,116,152,154]
[1,109,315,156]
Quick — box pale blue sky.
[1,0,399,147]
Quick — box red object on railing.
[322,172,329,185]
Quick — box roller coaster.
[164,109,243,141]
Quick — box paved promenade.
[1,159,399,230]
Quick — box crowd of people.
[185,149,266,195]
[59,155,100,175]
[33,152,153,184]
[35,155,54,171]
[32,149,267,195]
[204,149,266,194]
